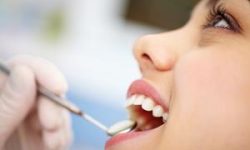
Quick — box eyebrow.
[206,0,220,8]
[206,0,250,8]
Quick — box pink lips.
[105,130,148,149]
[127,79,169,112]
[105,79,169,149]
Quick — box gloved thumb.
[0,66,36,147]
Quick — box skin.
[107,0,250,149]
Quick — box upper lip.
[127,79,169,112]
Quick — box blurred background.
[0,0,197,149]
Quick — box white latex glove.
[0,55,72,150]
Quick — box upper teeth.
[126,94,169,122]
[142,97,155,111]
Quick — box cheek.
[174,50,250,102]
[167,50,250,147]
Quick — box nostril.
[141,53,158,71]
[142,53,152,62]
[141,53,155,70]
[140,50,176,71]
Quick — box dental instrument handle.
[0,61,108,132]
[39,86,108,131]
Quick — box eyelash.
[203,4,241,33]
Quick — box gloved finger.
[0,66,36,145]
[61,109,73,149]
[26,108,42,132]
[7,55,72,149]
[43,126,71,150]
[43,110,72,150]
[38,96,64,131]
[7,55,68,95]
[38,94,72,149]
[43,130,62,150]
[7,55,69,132]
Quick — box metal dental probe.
[0,61,136,136]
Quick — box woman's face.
[106,0,250,149]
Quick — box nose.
[133,32,178,72]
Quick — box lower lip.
[105,130,150,149]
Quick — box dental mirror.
[80,113,136,136]
[107,120,136,136]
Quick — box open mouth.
[126,94,169,131]
[105,80,170,149]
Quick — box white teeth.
[133,95,145,105]
[125,95,136,107]
[152,105,164,117]
[162,113,169,123]
[142,98,155,111]
[126,94,169,123]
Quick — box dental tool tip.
[107,120,137,136]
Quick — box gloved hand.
[0,55,72,150]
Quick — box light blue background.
[0,0,162,149]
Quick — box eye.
[212,16,230,29]
[203,5,241,33]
